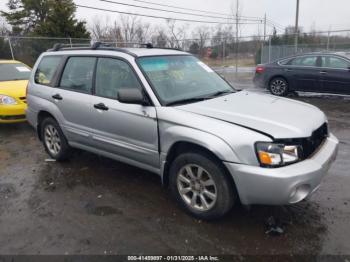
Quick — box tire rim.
[44,124,61,156]
[270,79,287,95]
[176,164,217,212]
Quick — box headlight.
[0,94,17,105]
[256,142,301,167]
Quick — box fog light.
[289,184,311,204]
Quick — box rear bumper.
[253,74,266,89]
[224,133,339,205]
[0,104,27,123]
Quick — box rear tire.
[169,151,236,220]
[269,77,289,96]
[41,117,71,161]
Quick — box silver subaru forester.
[26,44,339,219]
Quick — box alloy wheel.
[44,124,61,156]
[176,164,217,212]
[270,79,287,95]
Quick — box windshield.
[137,55,235,105]
[0,63,31,81]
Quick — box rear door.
[53,56,96,145]
[320,55,350,94]
[286,55,321,92]
[89,57,159,170]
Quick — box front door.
[320,56,350,94]
[90,57,159,170]
[287,55,321,92]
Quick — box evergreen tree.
[2,0,90,38]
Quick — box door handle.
[320,71,327,75]
[52,94,63,100]
[94,103,109,111]
[284,68,292,72]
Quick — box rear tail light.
[256,65,265,74]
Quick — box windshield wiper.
[206,90,234,99]
[166,97,208,106]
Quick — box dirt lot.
[0,90,349,256]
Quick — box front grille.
[301,123,328,159]
[276,123,329,160]
[0,115,26,120]
[19,96,27,104]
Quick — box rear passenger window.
[95,58,142,99]
[289,56,317,67]
[60,57,96,93]
[35,56,62,85]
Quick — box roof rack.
[47,41,183,56]
[47,42,138,57]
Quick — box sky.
[1,0,350,37]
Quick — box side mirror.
[117,88,148,105]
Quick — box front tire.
[41,117,71,161]
[269,77,289,96]
[169,151,236,220]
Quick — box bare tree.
[166,19,187,48]
[120,15,139,44]
[135,22,152,44]
[195,26,210,57]
[90,16,124,45]
[108,20,124,44]
[90,16,110,41]
[151,27,168,47]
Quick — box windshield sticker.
[16,66,31,72]
[16,66,30,72]
[197,61,214,73]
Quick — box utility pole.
[235,0,239,74]
[326,25,331,51]
[263,13,267,42]
[294,0,300,53]
[260,13,267,64]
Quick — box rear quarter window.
[35,56,62,86]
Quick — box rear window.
[0,62,31,82]
[35,56,62,86]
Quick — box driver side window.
[95,58,141,99]
[322,56,350,69]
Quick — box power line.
[76,4,265,25]
[100,0,263,22]
[128,0,265,20]
[266,19,285,30]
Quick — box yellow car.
[0,60,31,123]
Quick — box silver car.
[26,44,339,220]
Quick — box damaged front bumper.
[224,133,339,205]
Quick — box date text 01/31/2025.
[127,256,219,261]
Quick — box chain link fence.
[261,30,350,64]
[1,31,350,89]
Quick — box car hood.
[0,80,28,98]
[176,91,326,139]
